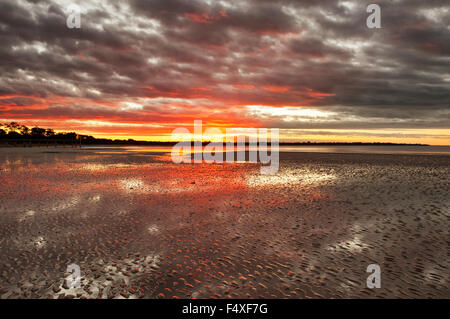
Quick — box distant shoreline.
[0,139,430,147]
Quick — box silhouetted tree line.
[0,122,77,140]
[0,121,427,146]
[0,122,172,145]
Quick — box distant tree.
[64,132,77,139]
[6,122,21,134]
[31,127,46,137]
[45,128,55,137]
[19,125,30,136]
[0,128,6,136]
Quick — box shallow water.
[85,144,450,156]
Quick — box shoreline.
[1,144,450,157]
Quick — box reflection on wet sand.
[246,169,336,186]
[0,147,448,298]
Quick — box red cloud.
[306,88,335,98]
[263,86,291,93]
[233,84,255,90]
[185,10,228,24]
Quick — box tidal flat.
[0,147,448,298]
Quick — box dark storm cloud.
[288,37,353,59]
[0,0,449,131]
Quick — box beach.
[0,146,448,298]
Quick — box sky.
[0,0,449,144]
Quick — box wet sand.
[0,147,448,298]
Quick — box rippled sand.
[0,147,448,298]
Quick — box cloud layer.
[0,0,449,142]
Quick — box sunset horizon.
[1,120,449,145]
